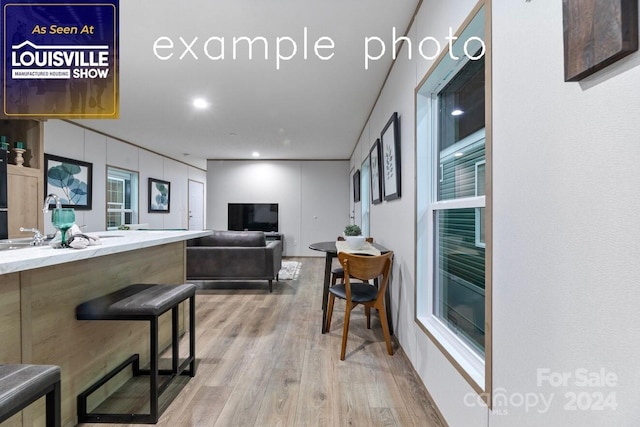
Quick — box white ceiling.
[74,0,420,169]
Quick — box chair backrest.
[338,251,393,298]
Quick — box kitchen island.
[0,229,211,426]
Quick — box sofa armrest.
[265,240,283,277]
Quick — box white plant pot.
[345,235,366,250]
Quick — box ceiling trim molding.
[64,120,207,172]
[351,0,423,159]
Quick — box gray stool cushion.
[76,283,196,320]
[0,364,60,422]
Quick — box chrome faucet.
[43,193,61,213]
[20,227,45,246]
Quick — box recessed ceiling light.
[451,109,464,116]
[454,152,464,157]
[252,151,260,157]
[193,98,209,109]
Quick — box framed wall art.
[148,177,171,213]
[353,169,361,203]
[381,112,401,201]
[369,139,382,204]
[563,0,638,81]
[44,154,93,210]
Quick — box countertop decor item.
[51,208,75,248]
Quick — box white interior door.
[188,180,204,230]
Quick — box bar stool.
[0,364,61,427]
[76,283,196,424]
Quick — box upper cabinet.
[0,120,44,237]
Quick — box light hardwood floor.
[81,257,446,427]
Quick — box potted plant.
[343,224,365,249]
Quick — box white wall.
[351,0,640,426]
[490,1,640,426]
[206,160,349,256]
[44,120,206,234]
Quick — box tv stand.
[265,232,284,253]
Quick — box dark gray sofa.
[186,230,283,292]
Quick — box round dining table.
[309,241,393,335]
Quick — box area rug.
[278,261,301,280]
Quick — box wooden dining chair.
[330,236,374,286]
[325,251,394,360]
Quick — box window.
[434,57,486,356]
[106,167,138,229]
[416,4,489,393]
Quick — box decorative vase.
[345,235,366,250]
[51,208,75,248]
[12,148,26,167]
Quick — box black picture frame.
[148,178,171,213]
[369,139,382,204]
[44,154,93,210]
[353,169,361,202]
[381,112,401,201]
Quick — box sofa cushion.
[193,230,266,247]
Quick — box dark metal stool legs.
[77,290,196,424]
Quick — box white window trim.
[416,103,487,390]
[106,166,139,230]
[417,314,485,387]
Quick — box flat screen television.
[228,203,278,232]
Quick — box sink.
[0,237,41,251]
[0,239,33,251]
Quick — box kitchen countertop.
[0,229,212,275]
